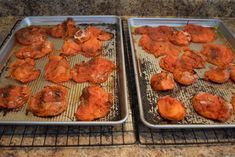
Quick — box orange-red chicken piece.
[81,36,102,57]
[183,24,216,43]
[204,68,230,83]
[157,95,185,121]
[61,39,81,56]
[15,40,54,59]
[192,92,232,122]
[76,85,113,121]
[201,44,234,68]
[45,55,71,83]
[134,26,150,35]
[0,85,30,109]
[15,26,48,45]
[151,72,175,91]
[9,58,40,83]
[28,85,68,117]
[169,31,191,46]
[147,26,174,42]
[173,68,198,85]
[48,18,78,38]
[177,50,205,70]
[139,35,180,58]
[71,57,115,84]
[230,65,235,82]
[159,55,178,72]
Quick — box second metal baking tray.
[128,17,235,129]
[0,16,128,125]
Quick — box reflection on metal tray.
[0,16,128,125]
[128,18,235,128]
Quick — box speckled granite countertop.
[0,16,235,157]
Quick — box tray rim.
[0,15,128,126]
[128,17,235,129]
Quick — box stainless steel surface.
[128,18,235,128]
[0,16,128,125]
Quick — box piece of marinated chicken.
[15,26,48,45]
[230,65,235,82]
[9,58,40,83]
[192,92,232,122]
[81,36,102,57]
[139,35,180,58]
[61,39,81,56]
[204,68,230,83]
[177,50,205,70]
[74,26,113,57]
[15,40,54,59]
[136,26,175,42]
[201,44,234,68]
[159,55,178,73]
[0,85,30,110]
[45,55,71,83]
[169,30,191,46]
[183,24,216,43]
[48,18,78,38]
[71,57,115,84]
[151,72,175,91]
[76,85,113,121]
[28,85,68,117]
[173,68,198,85]
[157,95,185,121]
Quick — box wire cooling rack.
[122,19,235,145]
[0,18,234,147]
[0,19,136,147]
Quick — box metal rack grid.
[0,18,235,147]
[122,19,235,145]
[0,19,136,147]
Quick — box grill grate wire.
[0,19,234,147]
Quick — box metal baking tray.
[0,16,128,125]
[128,18,235,128]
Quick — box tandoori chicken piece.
[15,40,54,59]
[81,36,102,57]
[157,95,185,121]
[0,85,30,110]
[74,29,91,43]
[169,31,191,46]
[159,55,178,72]
[177,50,205,70]
[98,31,113,41]
[48,18,78,38]
[75,26,113,42]
[204,68,230,83]
[61,39,81,56]
[9,58,40,83]
[15,26,48,45]
[201,44,234,68]
[230,65,235,82]
[151,72,175,91]
[28,85,68,117]
[145,26,175,42]
[192,92,232,122]
[45,55,71,83]
[173,68,198,85]
[183,24,216,43]
[76,85,113,121]
[71,57,115,84]
[134,26,150,35]
[139,35,180,58]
